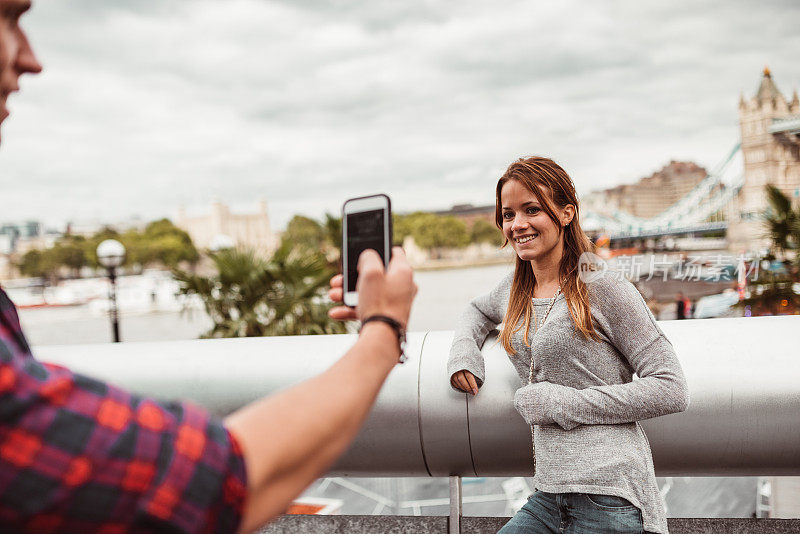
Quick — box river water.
[18,263,515,345]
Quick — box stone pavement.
[259,515,800,533]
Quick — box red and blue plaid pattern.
[0,287,247,533]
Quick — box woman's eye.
[527,207,540,214]
[503,212,513,220]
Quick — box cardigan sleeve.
[447,271,512,388]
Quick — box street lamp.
[97,239,126,343]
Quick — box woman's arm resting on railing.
[447,272,512,393]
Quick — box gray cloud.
[0,0,798,230]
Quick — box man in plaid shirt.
[0,2,418,532]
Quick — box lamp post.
[96,239,126,343]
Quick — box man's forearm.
[226,322,400,532]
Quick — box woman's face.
[500,179,571,263]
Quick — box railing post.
[449,475,462,534]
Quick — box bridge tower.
[728,68,800,254]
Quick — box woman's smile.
[501,179,562,262]
[513,233,539,244]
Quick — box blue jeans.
[498,491,645,534]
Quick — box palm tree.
[173,243,347,338]
[763,184,799,261]
[737,185,800,315]
[322,213,343,266]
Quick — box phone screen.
[346,208,386,291]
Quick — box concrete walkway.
[260,515,800,533]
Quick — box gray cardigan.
[447,271,689,534]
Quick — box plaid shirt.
[0,287,247,533]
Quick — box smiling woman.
[494,157,597,352]
[447,156,689,534]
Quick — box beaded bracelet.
[359,314,407,364]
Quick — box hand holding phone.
[329,194,415,325]
[341,194,393,308]
[328,247,416,326]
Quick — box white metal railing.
[35,315,800,477]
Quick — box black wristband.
[359,315,407,364]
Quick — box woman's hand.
[451,370,479,396]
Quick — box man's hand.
[450,370,479,396]
[328,246,416,327]
[328,275,358,321]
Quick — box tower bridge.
[582,69,800,254]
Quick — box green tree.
[736,185,800,315]
[173,243,346,338]
[83,220,198,271]
[18,249,47,278]
[393,213,415,246]
[320,213,343,267]
[52,242,87,277]
[139,219,199,268]
[281,213,342,268]
[763,184,800,260]
[409,213,470,249]
[322,213,342,250]
[146,233,199,268]
[17,241,86,281]
[17,219,198,283]
[283,215,326,250]
[469,218,503,246]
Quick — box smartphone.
[342,194,393,307]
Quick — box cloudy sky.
[1,0,799,230]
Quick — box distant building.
[175,201,278,256]
[578,190,611,218]
[585,161,713,220]
[0,255,13,281]
[65,215,148,238]
[0,221,58,256]
[0,234,12,256]
[0,221,44,253]
[433,203,495,227]
[728,68,800,254]
[0,221,54,280]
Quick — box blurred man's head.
[0,0,42,145]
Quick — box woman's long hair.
[496,156,601,354]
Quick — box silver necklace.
[528,285,561,475]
